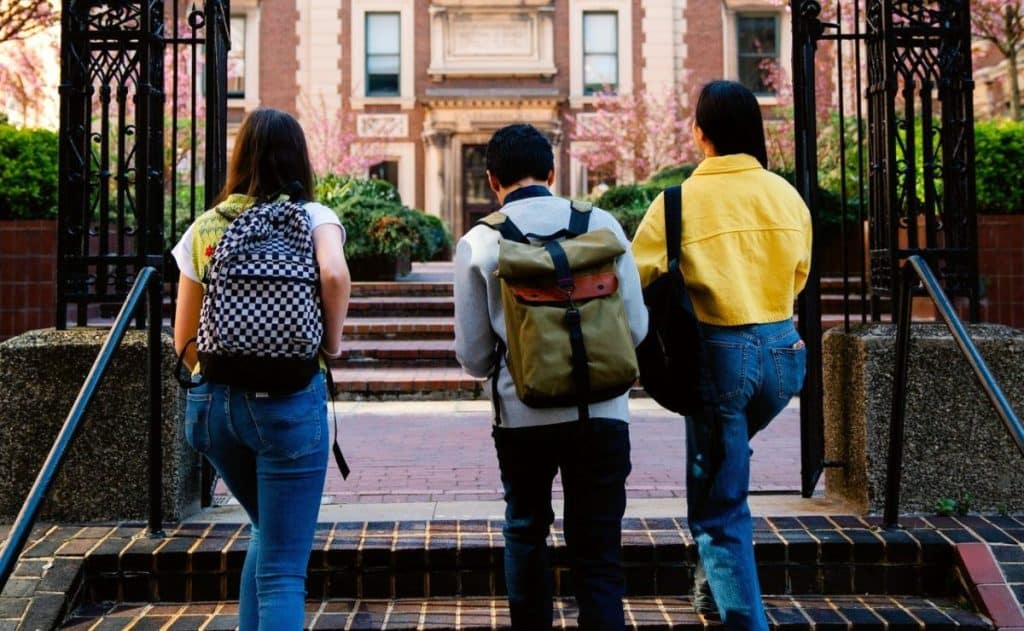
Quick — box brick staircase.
[22,515,1022,629]
[330,266,884,401]
[330,276,480,400]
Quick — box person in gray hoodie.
[454,123,648,631]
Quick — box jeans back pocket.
[185,391,213,454]
[245,385,324,459]
[770,342,808,400]
[703,340,749,402]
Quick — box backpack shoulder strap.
[477,211,528,244]
[663,185,682,273]
[568,200,592,236]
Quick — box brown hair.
[216,108,315,204]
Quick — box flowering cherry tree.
[0,0,56,44]
[567,86,700,185]
[973,0,1024,120]
[300,94,387,177]
[0,1,58,125]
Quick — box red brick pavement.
[215,401,808,505]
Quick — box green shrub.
[593,165,698,238]
[0,124,59,220]
[316,173,401,208]
[647,164,697,189]
[974,119,1024,214]
[593,183,660,237]
[316,174,451,262]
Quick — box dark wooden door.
[462,144,497,234]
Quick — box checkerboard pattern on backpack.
[197,199,323,359]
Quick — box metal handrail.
[884,255,1024,528]
[0,266,164,590]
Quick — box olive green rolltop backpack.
[479,200,639,423]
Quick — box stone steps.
[61,595,993,630]
[330,366,482,400]
[342,317,454,341]
[348,296,454,318]
[43,515,1021,630]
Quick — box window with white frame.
[736,14,780,96]
[366,12,400,97]
[228,15,246,98]
[351,0,414,107]
[583,12,618,95]
[569,0,632,104]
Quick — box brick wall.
[0,221,57,341]
[683,0,723,89]
[260,0,300,114]
[978,214,1024,329]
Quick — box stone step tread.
[331,367,483,397]
[335,340,455,359]
[352,282,453,297]
[348,298,454,314]
[343,318,454,334]
[62,595,993,630]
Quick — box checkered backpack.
[195,197,323,392]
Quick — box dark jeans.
[492,418,632,631]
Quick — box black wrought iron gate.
[791,0,979,497]
[57,0,229,326]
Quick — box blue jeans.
[686,320,807,631]
[184,373,329,631]
[492,419,631,631]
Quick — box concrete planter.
[823,323,1024,514]
[347,254,412,281]
[0,328,201,522]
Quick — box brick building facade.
[227,0,791,236]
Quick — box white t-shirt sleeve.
[170,224,200,282]
[305,202,346,245]
[171,203,343,284]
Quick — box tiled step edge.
[956,542,1024,628]
[63,595,994,630]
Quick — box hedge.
[0,123,59,220]
[975,119,1024,215]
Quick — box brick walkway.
[215,400,807,505]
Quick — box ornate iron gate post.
[58,1,166,327]
[867,0,979,319]
[790,0,979,497]
[57,1,229,325]
[791,0,827,498]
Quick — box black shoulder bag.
[635,185,704,415]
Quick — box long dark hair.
[694,80,769,169]
[216,108,315,204]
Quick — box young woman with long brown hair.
[171,108,350,630]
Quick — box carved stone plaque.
[357,114,409,138]
[449,14,533,58]
[428,6,556,78]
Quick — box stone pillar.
[823,323,1024,514]
[0,329,201,521]
[423,128,452,222]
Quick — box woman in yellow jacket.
[632,80,812,630]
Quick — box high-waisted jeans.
[185,373,329,631]
[686,320,807,630]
